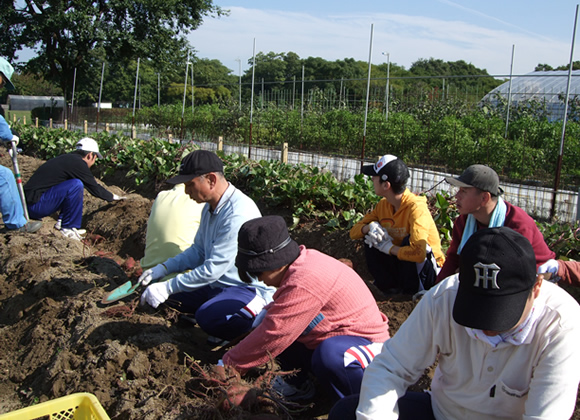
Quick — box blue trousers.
[328,390,436,420]
[168,285,263,340]
[28,179,84,229]
[0,165,27,229]
[278,336,379,400]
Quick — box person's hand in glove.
[538,259,560,282]
[374,235,394,255]
[364,222,387,247]
[140,281,172,308]
[138,263,168,286]
[11,135,19,146]
[112,194,127,201]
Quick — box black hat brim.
[362,165,376,176]
[452,286,530,332]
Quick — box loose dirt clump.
[0,153,577,419]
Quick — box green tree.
[1,0,225,106]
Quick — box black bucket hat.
[236,216,300,283]
[452,227,537,332]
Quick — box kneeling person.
[222,215,390,401]
[139,150,275,341]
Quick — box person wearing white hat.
[350,154,445,295]
[23,137,124,240]
[0,57,42,233]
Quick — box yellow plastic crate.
[0,393,110,420]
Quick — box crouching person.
[222,215,390,402]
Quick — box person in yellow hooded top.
[350,155,444,295]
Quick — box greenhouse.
[480,70,580,121]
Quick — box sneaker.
[16,221,42,233]
[54,219,62,230]
[60,227,85,241]
[272,375,316,402]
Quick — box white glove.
[374,235,394,255]
[368,222,386,240]
[140,281,172,308]
[537,259,559,275]
[139,264,168,286]
[112,194,127,201]
[11,135,19,146]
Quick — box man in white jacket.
[329,226,580,420]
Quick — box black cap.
[362,154,409,184]
[452,227,537,332]
[236,216,300,283]
[166,150,224,184]
[445,164,504,196]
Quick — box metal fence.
[192,140,579,223]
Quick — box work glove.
[140,281,172,308]
[537,259,560,283]
[112,194,127,201]
[538,259,559,275]
[139,263,168,286]
[11,135,19,146]
[364,222,387,247]
[374,235,394,255]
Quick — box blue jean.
[278,336,378,401]
[28,179,84,229]
[0,165,27,229]
[328,391,436,420]
[168,285,262,340]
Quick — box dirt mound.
[0,153,577,419]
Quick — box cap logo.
[473,262,500,289]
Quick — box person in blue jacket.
[0,57,42,233]
[139,150,275,342]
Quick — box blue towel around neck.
[457,196,507,254]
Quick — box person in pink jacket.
[222,215,390,402]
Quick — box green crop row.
[11,123,578,259]
[133,104,580,188]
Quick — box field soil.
[0,153,577,419]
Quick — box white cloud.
[189,7,571,76]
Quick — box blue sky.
[189,0,579,77]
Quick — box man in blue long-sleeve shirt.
[139,150,275,341]
[0,57,42,233]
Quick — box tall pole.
[504,45,515,138]
[551,4,579,220]
[249,38,256,159]
[361,23,374,172]
[382,52,390,120]
[132,57,140,138]
[157,73,160,107]
[235,58,242,111]
[71,67,77,122]
[96,61,105,131]
[191,63,194,115]
[181,51,190,140]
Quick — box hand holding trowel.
[101,264,167,304]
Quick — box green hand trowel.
[101,278,144,304]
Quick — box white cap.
[76,137,103,159]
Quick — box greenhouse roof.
[482,70,580,103]
[481,70,580,121]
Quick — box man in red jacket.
[437,164,554,282]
